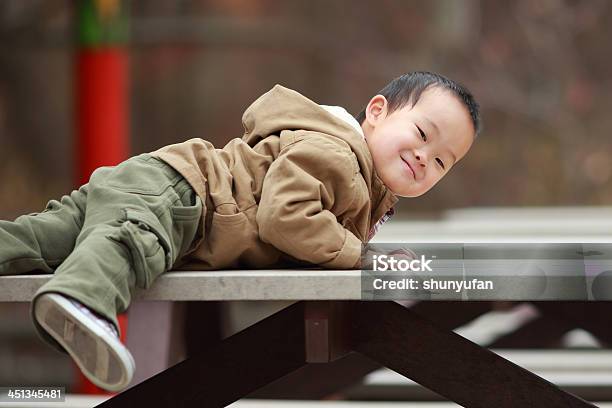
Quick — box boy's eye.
[416,125,427,142]
[436,158,445,170]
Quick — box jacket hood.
[241,84,399,216]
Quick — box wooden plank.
[0,270,362,302]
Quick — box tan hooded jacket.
[148,85,398,270]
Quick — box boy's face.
[362,87,475,198]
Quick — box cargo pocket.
[105,209,173,290]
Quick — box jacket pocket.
[205,208,252,268]
[213,210,248,225]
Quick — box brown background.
[1,0,611,220]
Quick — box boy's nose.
[415,152,428,167]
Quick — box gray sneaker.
[34,293,135,392]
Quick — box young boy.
[0,71,480,391]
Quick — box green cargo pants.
[0,153,203,353]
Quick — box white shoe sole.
[34,293,135,392]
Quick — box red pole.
[76,50,129,184]
[75,0,130,394]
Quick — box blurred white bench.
[377,206,612,242]
[2,395,612,408]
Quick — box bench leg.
[98,301,308,408]
[351,301,597,408]
[250,301,494,399]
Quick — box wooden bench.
[0,270,362,302]
[0,269,600,408]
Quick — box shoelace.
[68,299,119,339]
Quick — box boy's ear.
[365,95,388,126]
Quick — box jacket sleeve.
[256,135,363,269]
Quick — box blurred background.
[1,0,611,219]
[1,0,612,406]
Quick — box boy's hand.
[388,246,418,262]
[358,245,419,270]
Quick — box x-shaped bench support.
[98,300,596,408]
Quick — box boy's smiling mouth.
[401,156,416,179]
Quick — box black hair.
[355,71,482,138]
